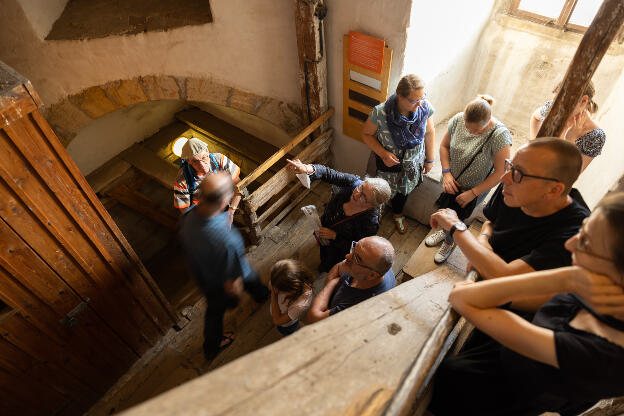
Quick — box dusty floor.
[87,182,428,415]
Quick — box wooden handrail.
[237,107,334,191]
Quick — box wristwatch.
[227,204,238,212]
[449,221,467,238]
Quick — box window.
[510,0,624,42]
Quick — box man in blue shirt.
[306,236,395,323]
[180,172,269,359]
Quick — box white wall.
[67,100,186,175]
[0,0,300,108]
[404,0,495,123]
[324,0,413,174]
[16,0,68,39]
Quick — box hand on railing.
[286,158,314,175]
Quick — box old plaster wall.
[465,13,624,207]
[16,0,68,39]
[67,100,187,175]
[0,0,303,175]
[325,0,497,175]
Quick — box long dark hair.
[270,259,314,305]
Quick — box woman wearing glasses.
[425,95,512,264]
[430,192,624,416]
[286,159,391,273]
[362,74,436,234]
[529,80,605,172]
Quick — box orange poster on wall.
[348,31,385,74]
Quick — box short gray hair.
[364,177,391,207]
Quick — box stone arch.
[43,75,304,146]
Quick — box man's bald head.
[198,172,234,212]
[523,138,582,194]
[359,236,394,275]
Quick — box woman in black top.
[430,192,624,416]
[286,159,391,272]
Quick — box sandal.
[393,216,407,234]
[220,331,235,350]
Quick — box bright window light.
[518,0,566,19]
[172,137,188,157]
[569,0,602,27]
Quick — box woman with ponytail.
[425,95,511,264]
[529,80,605,172]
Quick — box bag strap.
[329,209,372,229]
[455,127,497,181]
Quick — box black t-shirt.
[483,184,590,270]
[500,294,624,415]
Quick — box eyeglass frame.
[353,183,369,205]
[400,92,427,106]
[349,241,379,273]
[504,158,561,184]
[574,219,615,263]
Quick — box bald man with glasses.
[430,138,590,280]
[305,236,395,323]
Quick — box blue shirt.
[179,208,252,293]
[328,269,396,315]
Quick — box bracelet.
[442,168,450,173]
[471,189,478,197]
[425,159,434,164]
[480,233,490,238]
[228,204,238,212]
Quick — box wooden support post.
[239,188,263,246]
[293,0,329,138]
[537,0,624,138]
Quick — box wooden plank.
[537,0,624,137]
[120,143,179,189]
[121,265,467,416]
[255,181,303,225]
[0,125,162,354]
[236,108,334,191]
[293,0,329,133]
[245,129,333,212]
[259,182,320,236]
[86,157,132,193]
[106,184,178,230]
[176,109,283,168]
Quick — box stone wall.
[44,75,303,147]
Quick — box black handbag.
[435,128,497,220]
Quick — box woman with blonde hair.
[430,192,624,415]
[362,74,436,234]
[529,80,605,172]
[425,95,511,264]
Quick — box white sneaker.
[425,229,447,247]
[434,241,456,264]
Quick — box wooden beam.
[245,128,333,212]
[293,0,329,134]
[105,184,178,230]
[538,0,624,138]
[119,144,179,189]
[236,109,334,192]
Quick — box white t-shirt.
[270,288,313,327]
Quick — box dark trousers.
[390,192,409,214]
[202,272,269,359]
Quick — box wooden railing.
[238,108,335,244]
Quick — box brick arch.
[43,75,304,146]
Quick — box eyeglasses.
[402,92,427,105]
[349,241,378,273]
[574,219,615,263]
[504,159,561,184]
[353,184,369,204]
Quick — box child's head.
[270,259,314,304]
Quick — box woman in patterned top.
[362,74,436,234]
[425,95,511,264]
[529,80,605,172]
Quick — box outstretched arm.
[304,262,344,324]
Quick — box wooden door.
[0,63,178,414]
